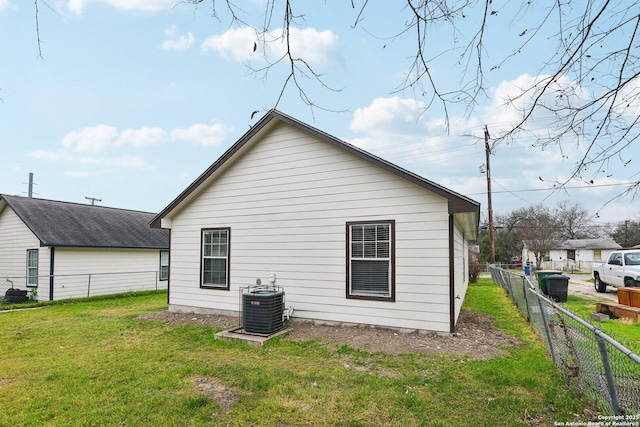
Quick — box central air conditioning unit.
[242,287,285,335]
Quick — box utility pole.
[484,125,495,264]
[85,197,102,206]
[28,173,34,198]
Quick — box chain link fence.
[0,271,167,302]
[490,266,640,416]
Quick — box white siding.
[0,207,49,298]
[0,205,165,301]
[548,248,617,263]
[168,123,454,332]
[51,248,165,300]
[452,222,468,325]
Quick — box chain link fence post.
[595,333,622,415]
[521,276,531,322]
[537,295,557,365]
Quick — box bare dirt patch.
[191,375,241,412]
[138,309,520,360]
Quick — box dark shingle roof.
[0,195,169,249]
[560,239,622,250]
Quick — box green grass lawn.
[563,294,640,350]
[0,282,592,426]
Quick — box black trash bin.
[4,288,29,303]
[546,274,569,302]
[535,270,562,295]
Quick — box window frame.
[593,249,602,261]
[26,249,38,288]
[159,250,169,281]
[200,228,231,290]
[346,220,395,302]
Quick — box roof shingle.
[1,195,169,249]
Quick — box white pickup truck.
[591,250,640,292]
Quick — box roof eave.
[151,110,481,230]
[151,113,280,229]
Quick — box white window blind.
[27,249,38,287]
[160,250,169,281]
[349,223,391,297]
[202,229,229,287]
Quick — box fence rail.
[489,266,640,416]
[0,271,167,301]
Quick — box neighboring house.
[0,195,170,301]
[523,238,622,271]
[151,110,480,333]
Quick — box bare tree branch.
[28,0,640,201]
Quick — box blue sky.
[2,0,639,229]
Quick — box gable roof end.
[151,110,480,239]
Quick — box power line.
[467,181,638,196]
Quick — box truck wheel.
[624,278,637,288]
[594,274,607,293]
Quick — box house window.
[201,228,230,289]
[159,250,169,281]
[347,221,395,301]
[593,249,602,261]
[27,249,38,287]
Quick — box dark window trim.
[345,220,395,302]
[159,250,169,282]
[26,248,38,288]
[200,227,231,290]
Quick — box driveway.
[565,274,618,302]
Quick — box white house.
[151,110,480,333]
[0,195,170,301]
[523,238,622,271]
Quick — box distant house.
[0,195,170,301]
[151,110,480,333]
[523,238,622,271]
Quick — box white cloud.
[346,97,453,157]
[350,97,429,136]
[286,27,341,68]
[613,76,640,118]
[57,120,232,181]
[343,88,611,217]
[62,125,118,154]
[200,27,259,61]
[161,25,195,52]
[118,126,170,148]
[481,73,589,136]
[61,121,232,153]
[201,27,342,69]
[67,0,86,14]
[62,125,170,154]
[171,122,233,147]
[28,150,61,162]
[68,0,174,14]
